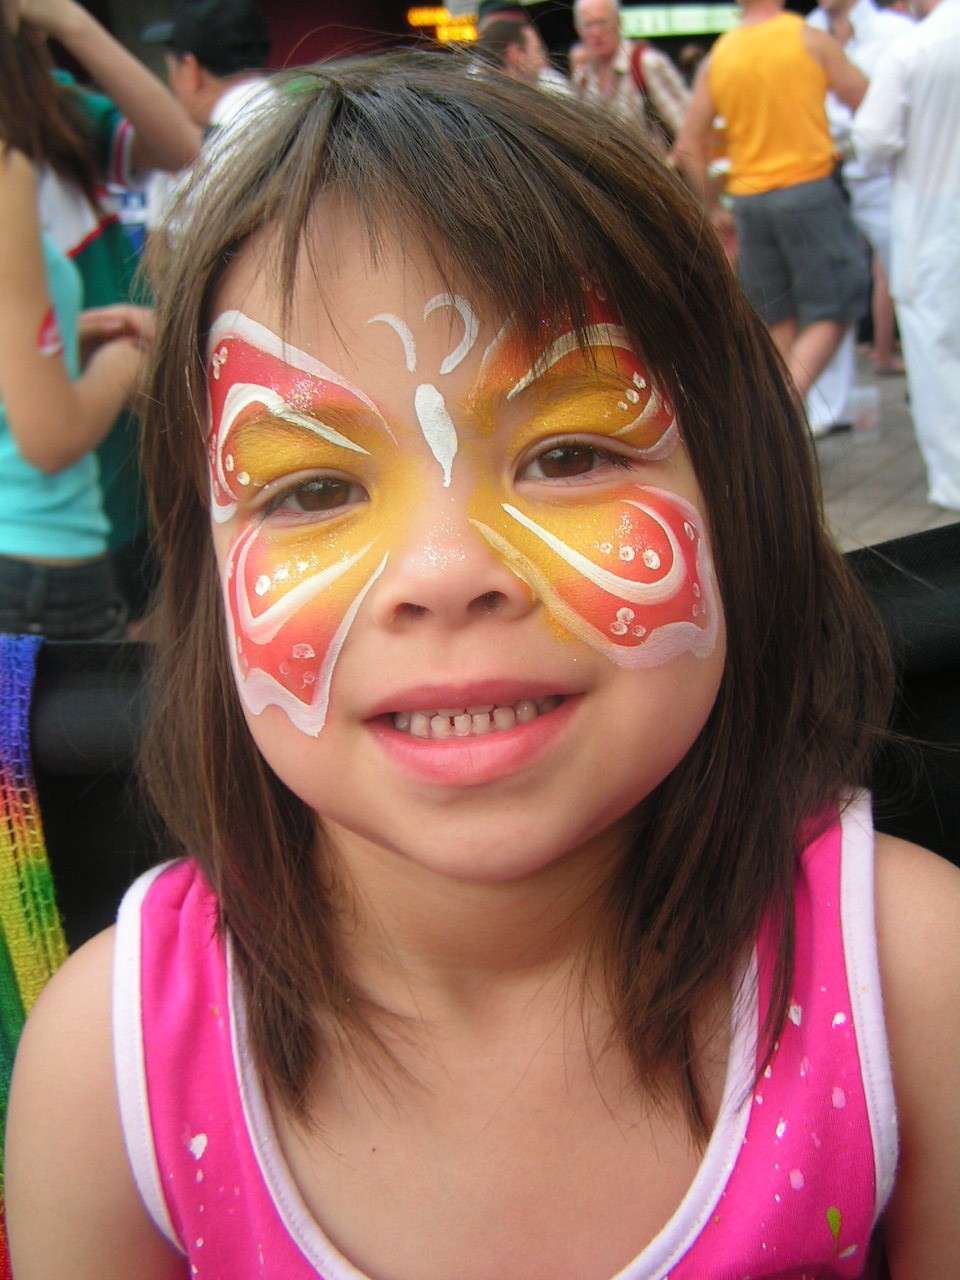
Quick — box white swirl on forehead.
[506,324,633,400]
[368,313,417,373]
[500,499,684,605]
[232,526,378,645]
[210,384,369,526]
[423,294,480,375]
[226,551,389,737]
[208,310,396,441]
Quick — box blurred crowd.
[2,0,958,641]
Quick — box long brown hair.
[140,53,893,1137]
[0,21,100,205]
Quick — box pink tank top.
[113,792,897,1278]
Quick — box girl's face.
[207,212,726,883]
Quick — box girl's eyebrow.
[506,324,635,400]
[470,366,645,429]
[228,401,371,456]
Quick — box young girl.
[7,54,959,1278]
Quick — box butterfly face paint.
[209,290,718,742]
[467,302,718,666]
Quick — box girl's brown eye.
[295,478,354,511]
[266,476,366,516]
[531,445,597,478]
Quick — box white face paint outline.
[367,293,481,488]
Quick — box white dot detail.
[187,1133,208,1161]
[625,388,640,403]
[254,575,271,597]
[642,548,661,570]
[619,545,635,561]
[291,643,315,660]
[236,471,250,486]
[599,541,613,554]
[224,453,235,472]
[683,521,695,540]
[617,400,629,411]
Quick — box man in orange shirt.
[676,0,868,397]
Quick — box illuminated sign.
[407,6,477,40]
[621,5,740,37]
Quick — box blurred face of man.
[574,0,621,62]
[507,25,548,83]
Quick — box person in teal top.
[0,238,110,564]
[19,0,202,618]
[0,2,158,639]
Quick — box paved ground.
[815,355,960,551]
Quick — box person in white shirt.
[140,0,273,234]
[804,0,913,433]
[853,0,960,510]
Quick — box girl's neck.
[321,820,628,1023]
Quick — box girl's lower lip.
[367,695,580,788]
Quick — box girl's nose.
[369,507,535,631]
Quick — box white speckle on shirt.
[775,1117,787,1139]
[788,1003,802,1026]
[789,1169,805,1190]
[832,1011,847,1028]
[187,1133,208,1161]
[832,1086,847,1109]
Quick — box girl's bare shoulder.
[873,834,960,1276]
[5,926,183,1279]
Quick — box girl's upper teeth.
[393,696,561,737]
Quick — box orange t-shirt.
[709,13,836,196]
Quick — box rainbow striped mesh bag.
[0,634,68,1274]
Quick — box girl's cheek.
[221,520,387,737]
[472,485,719,666]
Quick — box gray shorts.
[731,176,870,328]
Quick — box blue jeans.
[0,554,127,640]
